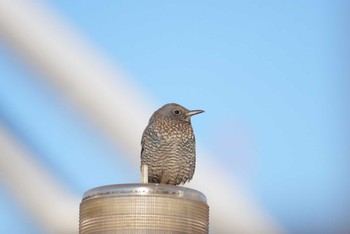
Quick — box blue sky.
[0,1,349,233]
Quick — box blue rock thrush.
[141,103,204,185]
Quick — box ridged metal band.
[80,183,209,234]
[82,183,207,203]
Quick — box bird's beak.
[185,110,204,117]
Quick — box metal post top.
[82,183,207,203]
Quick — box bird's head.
[152,103,204,123]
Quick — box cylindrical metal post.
[79,184,209,234]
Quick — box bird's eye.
[173,109,181,115]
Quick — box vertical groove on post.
[79,184,209,234]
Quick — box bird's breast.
[155,120,194,142]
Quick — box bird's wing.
[140,121,160,157]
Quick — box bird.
[141,103,204,185]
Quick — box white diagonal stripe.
[0,124,79,234]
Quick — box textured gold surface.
[79,184,209,234]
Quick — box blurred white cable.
[0,0,152,159]
[0,124,79,234]
[0,1,284,233]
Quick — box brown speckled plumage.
[141,103,204,185]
